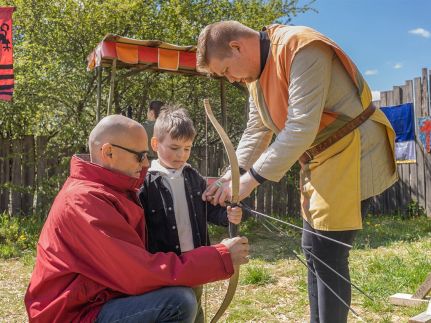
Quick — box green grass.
[1,212,431,322]
[241,261,276,286]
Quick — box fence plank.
[386,90,400,214]
[393,86,405,214]
[395,86,411,214]
[264,181,272,215]
[256,184,265,212]
[422,68,430,116]
[414,77,427,212]
[36,136,48,212]
[0,138,10,213]
[11,139,23,215]
[423,69,431,216]
[379,92,390,213]
[401,83,413,209]
[22,136,35,215]
[404,80,418,206]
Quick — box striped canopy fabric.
[87,34,202,76]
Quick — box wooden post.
[220,79,229,167]
[96,66,102,123]
[107,59,117,116]
[220,79,227,130]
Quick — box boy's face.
[152,134,193,170]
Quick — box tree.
[0,0,314,214]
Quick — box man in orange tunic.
[197,21,397,323]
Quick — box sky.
[291,0,431,100]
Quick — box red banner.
[0,7,15,102]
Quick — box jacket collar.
[70,154,147,192]
[148,160,191,183]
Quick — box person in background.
[143,100,164,160]
[139,106,243,323]
[197,20,397,323]
[25,114,249,323]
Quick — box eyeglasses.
[110,143,148,163]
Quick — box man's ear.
[228,40,241,53]
[100,143,113,163]
[151,137,158,152]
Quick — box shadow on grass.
[210,213,431,262]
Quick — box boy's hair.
[154,106,196,142]
[149,100,164,119]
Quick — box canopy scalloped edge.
[86,33,204,76]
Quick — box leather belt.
[299,104,376,165]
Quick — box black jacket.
[138,165,228,255]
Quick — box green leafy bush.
[0,213,44,258]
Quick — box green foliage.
[0,212,44,258]
[241,262,276,286]
[0,0,314,140]
[406,200,427,218]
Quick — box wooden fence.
[370,68,431,217]
[1,68,430,218]
[0,136,68,216]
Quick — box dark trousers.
[301,199,370,323]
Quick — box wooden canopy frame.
[86,33,221,122]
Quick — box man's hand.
[227,206,242,225]
[221,236,249,266]
[202,171,260,206]
[202,170,231,204]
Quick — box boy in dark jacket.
[138,107,242,322]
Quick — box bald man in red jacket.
[25,115,249,323]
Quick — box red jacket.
[25,155,233,322]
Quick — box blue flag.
[381,103,416,163]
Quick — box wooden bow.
[203,98,240,323]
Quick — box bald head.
[89,115,147,164]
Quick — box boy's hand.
[227,205,242,224]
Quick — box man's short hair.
[149,100,164,119]
[196,20,256,74]
[154,106,196,143]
